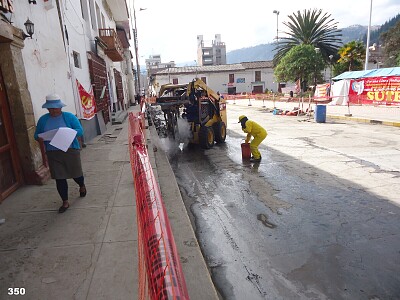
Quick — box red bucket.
[241,143,251,160]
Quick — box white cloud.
[128,0,400,65]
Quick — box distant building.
[153,61,276,95]
[145,55,176,74]
[197,34,226,66]
[145,55,176,94]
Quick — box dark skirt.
[46,149,83,179]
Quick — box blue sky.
[129,0,400,65]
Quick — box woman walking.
[34,94,86,213]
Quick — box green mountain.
[362,14,400,45]
[225,23,390,64]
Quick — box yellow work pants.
[250,133,267,159]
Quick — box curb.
[327,114,400,127]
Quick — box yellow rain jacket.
[243,120,267,143]
[242,120,267,159]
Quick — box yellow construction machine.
[155,79,227,149]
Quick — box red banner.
[349,76,400,106]
[76,80,96,119]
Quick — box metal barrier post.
[345,102,352,117]
[273,94,276,108]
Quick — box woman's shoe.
[79,185,87,197]
[58,203,69,213]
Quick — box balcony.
[98,28,124,62]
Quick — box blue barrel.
[314,105,326,123]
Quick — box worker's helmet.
[238,115,246,123]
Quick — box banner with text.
[76,80,96,119]
[349,76,400,106]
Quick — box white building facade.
[0,0,133,200]
[154,61,276,95]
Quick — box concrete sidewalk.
[0,105,217,300]
[230,99,400,127]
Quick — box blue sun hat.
[42,94,66,109]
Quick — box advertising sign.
[349,76,400,106]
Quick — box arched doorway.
[0,69,22,202]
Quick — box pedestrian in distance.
[238,115,267,162]
[34,94,87,213]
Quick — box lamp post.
[273,10,279,41]
[131,1,141,95]
[328,55,334,100]
[273,10,280,91]
[364,0,373,70]
[314,47,320,92]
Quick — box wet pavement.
[158,104,400,300]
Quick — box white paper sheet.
[38,129,58,141]
[49,127,77,152]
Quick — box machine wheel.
[213,121,226,143]
[165,111,179,139]
[199,126,215,149]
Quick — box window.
[80,0,91,21]
[229,74,234,83]
[80,0,85,19]
[173,78,178,84]
[95,3,101,30]
[73,51,81,68]
[255,71,261,82]
[101,14,105,29]
[201,77,207,84]
[89,0,96,31]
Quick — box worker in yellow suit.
[238,115,267,162]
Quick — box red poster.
[349,76,400,106]
[76,80,96,119]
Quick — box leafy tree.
[336,41,365,72]
[274,44,325,92]
[273,9,342,65]
[381,20,400,67]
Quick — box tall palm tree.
[273,9,342,65]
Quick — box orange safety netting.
[128,112,189,300]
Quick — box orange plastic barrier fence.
[128,112,189,300]
[225,94,398,106]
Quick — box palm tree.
[273,9,342,65]
[337,41,365,71]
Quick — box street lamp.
[364,0,373,70]
[22,18,34,39]
[328,55,334,100]
[329,55,333,82]
[273,10,279,41]
[130,1,145,95]
[314,48,320,92]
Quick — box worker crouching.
[238,115,267,162]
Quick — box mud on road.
[154,104,400,300]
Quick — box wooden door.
[0,69,22,202]
[253,85,263,94]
